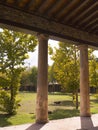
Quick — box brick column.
[36,34,49,123]
[78,45,90,117]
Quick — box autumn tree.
[0,29,37,114]
[89,49,98,88]
[48,64,56,83]
[52,42,79,109]
[48,64,57,92]
[20,69,31,90]
[29,66,38,88]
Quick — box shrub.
[0,90,20,115]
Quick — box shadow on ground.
[0,114,12,127]
[90,99,98,107]
[50,100,74,107]
[26,123,44,130]
[49,108,79,120]
[77,116,98,130]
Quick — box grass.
[0,113,35,127]
[90,94,98,114]
[0,92,98,127]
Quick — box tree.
[52,42,79,109]
[29,66,38,88]
[89,49,98,88]
[48,64,56,83]
[20,69,32,90]
[20,66,38,91]
[0,29,37,114]
[48,64,57,92]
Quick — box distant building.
[48,82,61,92]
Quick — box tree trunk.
[72,92,75,102]
[75,89,78,109]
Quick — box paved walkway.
[0,114,98,130]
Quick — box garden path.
[0,114,98,130]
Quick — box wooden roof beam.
[83,18,98,29]
[56,0,79,20]
[47,0,67,17]
[78,11,98,26]
[88,25,98,32]
[38,0,56,14]
[0,4,98,47]
[72,2,98,25]
[27,0,43,11]
[64,0,92,23]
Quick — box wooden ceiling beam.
[0,0,6,2]
[0,4,98,47]
[6,0,15,4]
[94,30,98,34]
[47,0,66,17]
[88,25,98,32]
[78,11,98,26]
[56,0,78,20]
[38,0,56,14]
[64,0,94,23]
[64,0,92,23]
[27,0,43,11]
[72,2,98,25]
[83,19,98,29]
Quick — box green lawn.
[0,92,98,127]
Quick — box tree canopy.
[51,42,79,92]
[0,29,37,114]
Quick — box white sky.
[93,50,98,57]
[0,28,98,67]
[24,40,98,67]
[24,39,59,67]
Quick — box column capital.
[78,44,88,50]
[37,33,49,41]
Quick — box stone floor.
[0,114,98,130]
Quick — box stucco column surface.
[79,44,90,117]
[36,33,49,123]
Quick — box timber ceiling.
[0,0,98,46]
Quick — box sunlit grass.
[0,92,98,127]
[0,113,35,127]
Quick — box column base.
[80,113,91,117]
[36,119,49,124]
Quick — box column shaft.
[36,34,48,123]
[79,45,90,117]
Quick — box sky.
[93,50,98,57]
[24,39,59,67]
[24,39,98,68]
[0,28,98,67]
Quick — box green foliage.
[0,29,37,71]
[50,43,80,109]
[29,66,38,87]
[48,64,56,83]
[0,73,10,89]
[20,66,38,90]
[52,42,79,92]
[0,90,20,115]
[48,45,53,55]
[89,52,98,87]
[66,80,79,93]
[0,29,37,114]
[20,70,31,87]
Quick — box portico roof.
[0,0,98,47]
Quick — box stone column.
[36,33,49,123]
[78,44,90,117]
